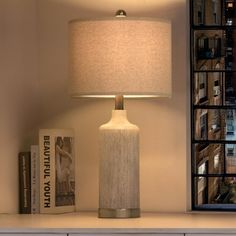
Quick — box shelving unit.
[191,0,236,210]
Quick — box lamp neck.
[110,110,128,124]
[110,95,129,125]
[115,95,124,110]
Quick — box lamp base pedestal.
[99,110,140,218]
[98,208,140,218]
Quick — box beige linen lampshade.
[69,18,172,97]
[68,16,172,218]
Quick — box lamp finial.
[115,9,127,17]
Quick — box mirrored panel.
[192,0,236,211]
[194,71,223,105]
[194,30,225,70]
[224,1,236,26]
[193,0,236,27]
[193,71,236,106]
[225,72,236,105]
[193,144,225,174]
[226,144,236,173]
[195,109,236,140]
[194,177,236,209]
[193,0,222,26]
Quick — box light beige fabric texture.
[69,18,172,98]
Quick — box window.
[191,0,236,210]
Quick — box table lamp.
[68,10,172,218]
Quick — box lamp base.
[99,109,140,219]
[98,208,140,218]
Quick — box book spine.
[31,145,40,214]
[39,131,52,213]
[19,152,31,214]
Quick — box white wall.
[0,0,188,213]
[0,0,39,213]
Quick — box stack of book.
[19,129,76,214]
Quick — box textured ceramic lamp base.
[99,110,140,218]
